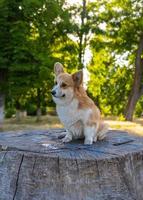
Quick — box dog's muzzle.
[51,89,65,98]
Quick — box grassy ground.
[1,115,143,137]
[2,115,63,131]
[107,118,143,136]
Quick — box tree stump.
[0,129,143,200]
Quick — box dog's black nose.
[51,90,56,96]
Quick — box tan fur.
[57,73,74,87]
[51,63,109,144]
[74,86,93,109]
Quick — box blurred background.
[0,0,143,134]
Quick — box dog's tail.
[97,122,109,140]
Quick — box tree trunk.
[36,108,42,122]
[16,110,20,122]
[0,94,5,129]
[78,0,87,69]
[15,100,21,122]
[124,92,140,121]
[0,69,7,129]
[125,34,143,121]
[0,129,143,200]
[36,88,41,122]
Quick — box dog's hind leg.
[84,123,99,144]
[97,123,109,141]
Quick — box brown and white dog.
[51,62,108,145]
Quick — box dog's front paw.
[58,133,66,139]
[84,138,93,145]
[62,136,72,143]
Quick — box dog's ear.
[54,62,64,76]
[72,70,83,87]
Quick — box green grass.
[1,115,143,137]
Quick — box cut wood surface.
[0,129,143,200]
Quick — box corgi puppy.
[51,62,108,145]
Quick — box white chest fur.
[56,98,80,128]
[56,98,93,139]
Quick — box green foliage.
[1,0,143,118]
[88,48,133,116]
[26,104,37,116]
[87,0,143,116]
[1,0,74,110]
[5,107,16,118]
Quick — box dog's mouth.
[53,94,65,98]
[62,94,65,97]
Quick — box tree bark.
[15,100,21,122]
[0,69,7,128]
[36,108,42,121]
[0,94,5,129]
[36,88,41,122]
[125,34,143,121]
[0,129,143,200]
[78,0,87,69]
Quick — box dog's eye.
[55,81,57,85]
[61,83,67,87]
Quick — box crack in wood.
[13,154,24,200]
[57,156,61,178]
[112,140,134,146]
[75,157,79,173]
[0,151,8,163]
[95,160,102,190]
[32,157,37,174]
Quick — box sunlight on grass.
[1,115,143,137]
[3,115,63,131]
[107,118,143,136]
